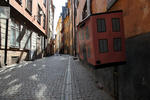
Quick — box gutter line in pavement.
[61,56,72,100]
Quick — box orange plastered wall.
[109,0,150,38]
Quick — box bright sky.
[53,0,68,35]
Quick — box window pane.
[82,31,84,40]
[114,38,121,51]
[16,30,19,47]
[97,18,106,32]
[26,0,32,13]
[112,18,120,32]
[86,27,89,39]
[99,39,108,53]
[38,5,41,24]
[10,28,16,46]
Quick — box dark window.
[43,14,46,29]
[15,0,22,5]
[87,46,91,57]
[114,38,121,51]
[37,5,42,24]
[86,27,89,39]
[44,0,46,7]
[26,0,32,14]
[75,0,79,8]
[79,31,81,40]
[82,31,84,40]
[97,18,106,32]
[99,39,108,53]
[82,1,87,19]
[112,18,120,32]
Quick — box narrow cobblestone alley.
[0,55,113,100]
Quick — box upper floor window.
[112,18,120,32]
[37,5,42,24]
[26,0,32,15]
[75,0,79,8]
[43,14,46,29]
[44,0,46,7]
[82,1,87,20]
[97,18,106,32]
[15,0,22,5]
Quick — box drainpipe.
[4,19,9,65]
[74,0,77,56]
[4,0,9,65]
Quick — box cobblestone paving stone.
[0,55,113,100]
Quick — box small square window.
[99,39,108,53]
[112,18,120,32]
[97,18,106,32]
[114,38,121,51]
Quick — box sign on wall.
[0,6,10,19]
[107,0,118,10]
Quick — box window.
[112,18,120,32]
[26,0,32,14]
[82,1,87,19]
[86,27,89,39]
[114,38,121,51]
[15,0,22,5]
[82,31,84,40]
[99,39,108,53]
[43,14,46,29]
[10,21,20,48]
[75,0,79,8]
[37,5,42,24]
[87,46,91,57]
[44,0,46,7]
[97,18,106,32]
[41,37,45,50]
[25,30,31,50]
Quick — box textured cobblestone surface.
[0,55,113,100]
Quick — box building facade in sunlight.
[55,16,63,54]
[56,0,74,55]
[0,0,53,66]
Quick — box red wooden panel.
[77,11,126,66]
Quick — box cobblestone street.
[0,55,113,100]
